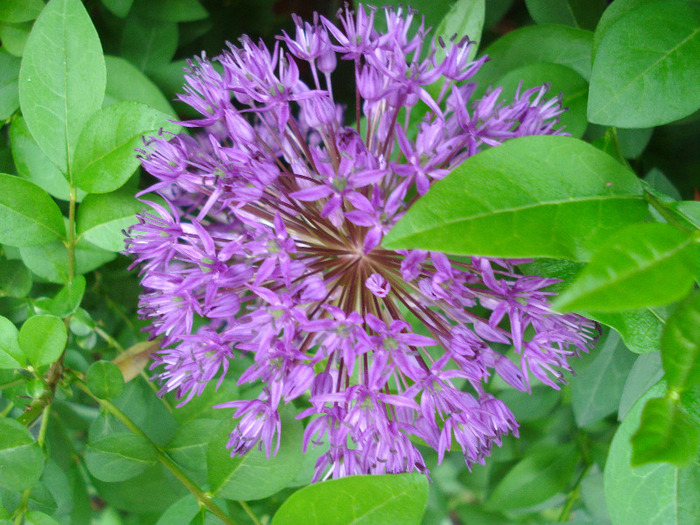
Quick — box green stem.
[72,378,239,525]
[644,190,694,231]
[67,186,77,281]
[238,500,263,525]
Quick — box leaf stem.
[67,185,77,281]
[644,190,694,231]
[238,500,263,525]
[72,376,239,525]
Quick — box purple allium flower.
[126,4,596,481]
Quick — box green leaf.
[155,495,200,525]
[553,223,697,312]
[165,418,219,472]
[0,173,66,246]
[18,0,106,173]
[485,442,579,510]
[493,62,589,138]
[0,417,45,491]
[382,136,646,261]
[0,49,20,120]
[102,0,134,18]
[86,361,125,400]
[661,291,700,392]
[19,239,116,284]
[587,308,664,355]
[606,382,700,524]
[669,201,700,230]
[0,259,32,298]
[77,189,154,252]
[85,432,157,482]
[132,0,208,22]
[619,351,664,420]
[592,0,655,60]
[588,1,700,127]
[524,0,606,30]
[73,102,180,193]
[631,396,700,466]
[0,21,32,57]
[43,276,86,317]
[24,512,61,525]
[208,409,303,501]
[9,116,81,202]
[0,0,44,23]
[121,14,178,72]
[0,315,24,368]
[104,56,177,117]
[19,314,67,368]
[272,473,429,525]
[473,24,594,95]
[435,0,485,61]
[571,330,637,427]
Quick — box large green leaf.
[473,24,594,93]
[588,1,700,127]
[132,0,208,22]
[272,473,429,525]
[0,174,66,247]
[587,308,664,355]
[0,417,45,491]
[661,291,700,392]
[493,62,589,138]
[435,0,485,61]
[571,331,637,427]
[485,442,579,510]
[85,433,157,482]
[382,136,646,261]
[0,259,32,298]
[207,409,303,501]
[0,21,31,57]
[77,189,154,252]
[592,0,655,59]
[0,0,44,23]
[619,351,663,420]
[553,223,697,312]
[120,14,178,72]
[19,314,67,368]
[18,0,105,173]
[605,382,700,524]
[165,418,219,473]
[19,239,116,284]
[631,396,700,467]
[103,56,177,117]
[73,102,180,193]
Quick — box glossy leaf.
[132,0,208,22]
[485,442,579,510]
[19,314,67,368]
[571,331,637,427]
[77,189,154,252]
[473,24,594,93]
[121,15,178,72]
[85,432,157,482]
[524,0,606,30]
[73,102,180,193]
[104,56,176,117]
[587,308,664,355]
[605,382,700,524]
[18,0,106,173]
[272,473,429,525]
[553,223,697,312]
[0,259,32,298]
[208,409,303,501]
[0,49,20,120]
[588,1,700,127]
[19,239,116,284]
[619,351,664,420]
[493,62,589,138]
[383,136,646,261]
[0,173,66,246]
[592,0,655,59]
[87,360,125,399]
[165,419,219,472]
[631,396,700,466]
[0,417,45,491]
[661,291,700,392]
[0,21,31,56]
[0,315,24,368]
[35,276,86,318]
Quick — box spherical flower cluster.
[126,4,596,481]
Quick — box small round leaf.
[87,360,125,399]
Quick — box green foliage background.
[0,0,698,523]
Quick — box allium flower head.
[126,4,596,481]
